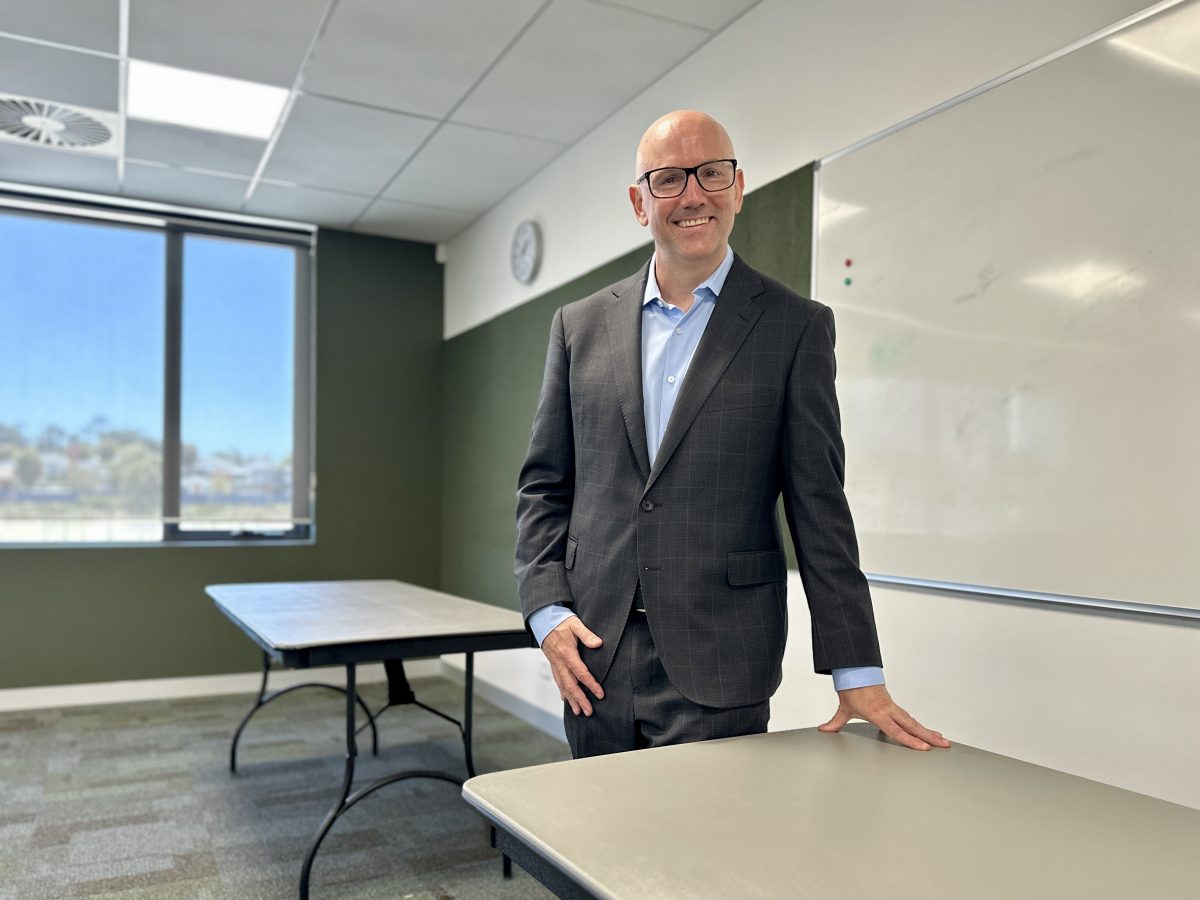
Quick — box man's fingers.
[569,619,603,649]
[818,694,950,751]
[545,639,605,701]
[541,616,605,717]
[878,716,931,751]
[895,709,951,748]
[568,659,604,700]
[817,705,850,733]
[552,665,593,716]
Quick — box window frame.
[0,188,317,546]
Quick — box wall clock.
[510,219,542,285]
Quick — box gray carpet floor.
[0,676,571,899]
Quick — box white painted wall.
[440,0,1200,811]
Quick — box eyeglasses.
[637,159,737,199]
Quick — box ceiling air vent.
[0,95,120,157]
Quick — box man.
[515,109,947,758]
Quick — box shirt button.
[666,375,675,384]
[675,328,683,335]
[640,500,655,512]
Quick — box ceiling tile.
[122,161,249,212]
[0,141,118,193]
[383,123,563,213]
[263,94,437,196]
[0,37,118,110]
[354,198,476,243]
[304,0,546,118]
[0,0,121,53]
[129,0,330,87]
[452,0,708,143]
[245,182,372,228]
[125,120,266,177]
[589,0,759,31]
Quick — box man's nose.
[679,172,707,205]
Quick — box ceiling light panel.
[126,59,289,139]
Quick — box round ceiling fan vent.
[0,96,113,149]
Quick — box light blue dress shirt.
[528,247,884,692]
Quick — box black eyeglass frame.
[636,158,738,199]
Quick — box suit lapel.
[603,262,652,482]
[643,256,765,496]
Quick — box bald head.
[634,110,736,179]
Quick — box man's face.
[629,115,744,273]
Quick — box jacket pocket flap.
[708,388,777,412]
[564,536,578,570]
[727,549,786,586]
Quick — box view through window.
[0,201,313,543]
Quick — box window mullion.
[292,244,315,534]
[162,227,183,538]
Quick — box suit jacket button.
[640,500,655,512]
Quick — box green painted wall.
[0,228,444,689]
[440,165,814,609]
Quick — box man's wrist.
[527,603,576,645]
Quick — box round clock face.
[511,220,541,285]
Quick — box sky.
[0,210,296,459]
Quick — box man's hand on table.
[541,615,604,716]
[819,683,950,751]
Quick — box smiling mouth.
[675,216,714,228]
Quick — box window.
[0,196,314,544]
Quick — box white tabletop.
[207,580,526,650]
[464,724,1200,899]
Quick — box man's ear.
[629,183,649,226]
[732,169,745,214]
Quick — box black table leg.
[462,652,477,778]
[299,662,359,900]
[459,654,510,876]
[298,662,462,900]
[230,652,379,773]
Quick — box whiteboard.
[815,2,1200,612]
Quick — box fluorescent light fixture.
[1022,261,1145,301]
[126,59,288,139]
[818,196,865,230]
[1109,2,1200,79]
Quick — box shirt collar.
[642,245,735,308]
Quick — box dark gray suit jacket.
[515,255,881,708]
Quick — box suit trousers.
[563,603,771,759]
